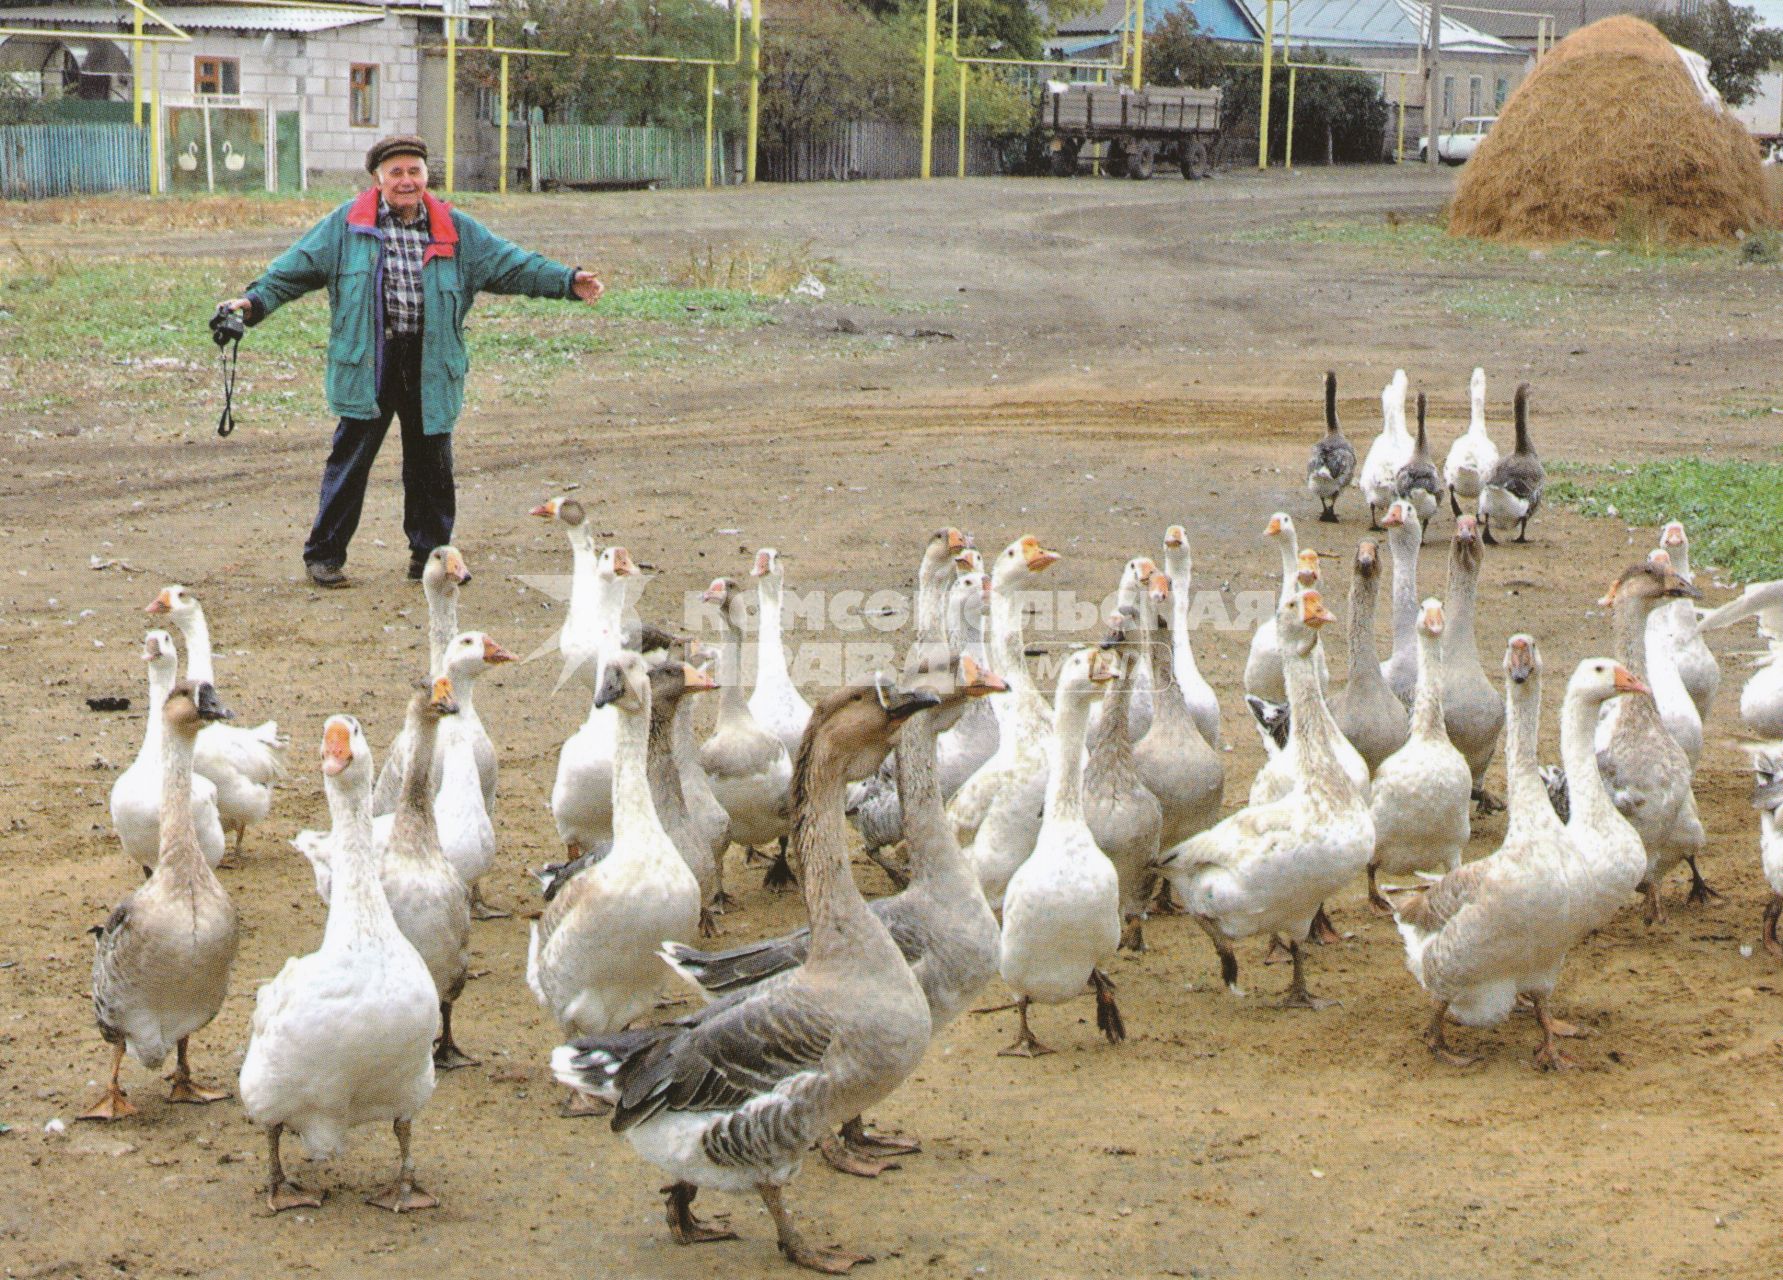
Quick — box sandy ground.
[4,167,1783,1279]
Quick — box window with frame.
[349,64,379,128]
[194,57,239,97]
[1441,75,1454,122]
[1468,75,1483,117]
[1495,77,1509,108]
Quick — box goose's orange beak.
[1164,524,1186,548]
[612,547,637,577]
[1149,571,1169,602]
[1612,664,1650,697]
[1301,590,1336,628]
[752,549,774,577]
[1264,514,1284,537]
[431,676,460,714]
[1020,536,1060,572]
[946,528,966,554]
[529,499,559,518]
[702,578,729,604]
[321,720,354,776]
[1381,505,1405,529]
[482,637,516,665]
[1419,601,1446,636]
[145,589,173,615]
[444,548,470,583]
[682,663,718,692]
[959,655,1007,695]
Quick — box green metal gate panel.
[0,123,149,199]
[166,105,267,193]
[530,122,728,189]
[276,111,302,193]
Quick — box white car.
[1417,116,1496,164]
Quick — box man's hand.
[570,271,604,304]
[219,297,249,314]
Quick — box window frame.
[1441,74,1455,123]
[349,63,380,129]
[1468,75,1483,117]
[193,55,240,98]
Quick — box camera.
[210,303,246,347]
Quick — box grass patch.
[1546,459,1783,582]
[1442,281,1576,324]
[1242,215,1745,267]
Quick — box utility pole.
[1425,0,1442,170]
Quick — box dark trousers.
[303,334,454,568]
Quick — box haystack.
[1448,16,1769,244]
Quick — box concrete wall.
[141,14,421,182]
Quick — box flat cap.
[366,134,428,173]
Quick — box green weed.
[1546,459,1783,582]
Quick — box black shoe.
[306,560,347,589]
[408,554,427,581]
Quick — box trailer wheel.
[1180,139,1210,180]
[1128,143,1156,180]
[1049,139,1080,177]
[1104,141,1130,178]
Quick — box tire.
[1049,140,1080,177]
[1180,138,1210,180]
[1418,146,1429,163]
[1128,143,1155,180]
[1104,142,1129,179]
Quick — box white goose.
[1110,555,1157,740]
[85,681,239,1119]
[1367,600,1471,909]
[1379,500,1423,707]
[1163,525,1222,749]
[1749,749,1783,957]
[146,585,286,857]
[532,497,637,692]
[1359,369,1412,529]
[1161,590,1374,1008]
[1602,548,1702,768]
[1698,576,1783,738]
[433,631,514,917]
[110,631,229,874]
[530,650,702,1055]
[1394,641,1648,1068]
[1653,522,1719,722]
[996,646,1125,1056]
[1442,367,1499,518]
[952,535,1062,907]
[240,716,442,1213]
[700,576,795,881]
[748,548,812,757]
[1243,513,1328,703]
[550,544,642,859]
[373,545,470,816]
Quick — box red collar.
[347,187,458,261]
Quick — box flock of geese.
[82,373,1783,1271]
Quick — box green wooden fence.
[0,123,149,201]
[530,120,732,190]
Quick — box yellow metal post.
[1131,0,1145,88]
[132,5,143,126]
[497,53,510,193]
[745,0,761,183]
[705,61,716,188]
[1258,0,1274,169]
[444,7,458,192]
[920,0,937,178]
[1396,71,1405,162]
[956,59,967,178]
[1285,65,1296,169]
[149,45,161,194]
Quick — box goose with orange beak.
[950,535,1063,907]
[241,715,444,1213]
[372,545,472,816]
[1395,646,1649,1069]
[1652,521,1718,723]
[1160,590,1373,1010]
[749,549,812,890]
[1242,513,1330,705]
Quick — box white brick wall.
[146,14,423,181]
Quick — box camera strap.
[215,330,239,437]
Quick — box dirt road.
[3,168,1782,1279]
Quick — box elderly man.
[221,134,603,588]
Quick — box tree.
[480,0,745,130]
[1145,7,1227,89]
[1219,50,1389,164]
[1651,0,1783,107]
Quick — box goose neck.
[1504,676,1550,819]
[896,710,953,882]
[177,609,215,685]
[1346,573,1380,678]
[1612,598,1650,680]
[989,585,1034,701]
[322,773,398,948]
[156,722,206,878]
[611,702,663,847]
[716,616,750,721]
[1046,687,1094,823]
[390,703,440,854]
[796,736,876,965]
[1275,535,1301,605]
[1411,629,1446,738]
[1561,688,1615,828]
[757,580,789,672]
[426,588,459,677]
[1285,641,1345,799]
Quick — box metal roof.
[1234,0,1518,54]
[0,5,385,34]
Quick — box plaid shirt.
[378,196,427,335]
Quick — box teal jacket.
[245,187,578,435]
